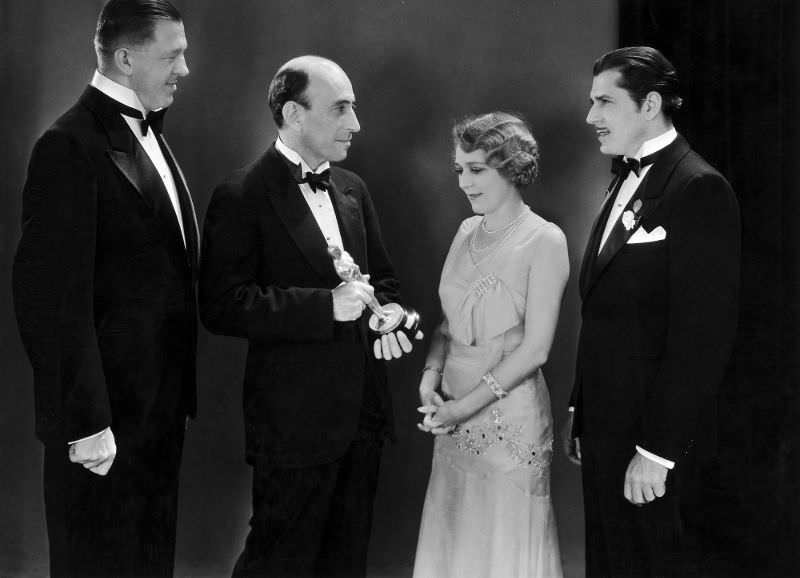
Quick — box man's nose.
[586,103,598,125]
[347,108,360,133]
[176,54,189,77]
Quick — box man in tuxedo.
[12,1,197,576]
[199,55,418,577]
[566,46,740,576]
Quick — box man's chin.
[599,144,624,157]
[151,95,174,110]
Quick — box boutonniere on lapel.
[621,198,643,231]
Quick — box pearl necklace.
[480,207,528,235]
[469,208,529,266]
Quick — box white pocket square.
[628,226,667,244]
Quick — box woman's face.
[454,146,518,216]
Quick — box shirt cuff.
[635,445,675,469]
[68,427,109,446]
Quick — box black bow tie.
[301,169,331,192]
[611,152,658,179]
[140,109,166,136]
[112,100,166,137]
[276,148,332,192]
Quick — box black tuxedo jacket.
[571,135,740,464]
[13,86,199,447]
[199,144,400,468]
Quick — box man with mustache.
[567,46,740,576]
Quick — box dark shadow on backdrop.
[619,1,799,576]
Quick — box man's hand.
[69,428,117,476]
[562,414,581,465]
[332,281,373,322]
[624,452,668,505]
[373,329,424,360]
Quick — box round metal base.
[369,303,421,336]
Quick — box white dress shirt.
[598,127,677,252]
[275,137,344,251]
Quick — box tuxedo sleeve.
[640,170,740,462]
[199,179,335,342]
[12,129,112,444]
[357,178,401,306]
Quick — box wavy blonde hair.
[453,111,539,188]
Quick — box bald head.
[268,55,360,169]
[268,55,344,128]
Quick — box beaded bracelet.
[482,372,509,399]
[423,365,443,377]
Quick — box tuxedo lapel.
[107,143,190,270]
[258,147,342,288]
[579,176,620,299]
[157,134,200,275]
[328,175,365,270]
[590,188,649,281]
[583,135,692,297]
[81,87,192,270]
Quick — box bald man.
[199,56,415,577]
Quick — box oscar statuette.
[328,246,421,336]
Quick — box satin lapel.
[585,135,692,294]
[81,87,189,267]
[579,176,620,300]
[328,175,366,271]
[106,143,179,224]
[258,151,342,288]
[107,144,188,261]
[81,85,164,215]
[590,188,648,284]
[157,134,200,275]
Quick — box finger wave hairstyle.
[453,112,540,188]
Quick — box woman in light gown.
[413,112,569,578]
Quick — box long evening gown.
[414,207,565,578]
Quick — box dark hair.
[268,67,311,128]
[453,112,540,188]
[94,0,181,62]
[593,46,683,118]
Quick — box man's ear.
[282,101,303,130]
[642,90,663,120]
[113,47,134,77]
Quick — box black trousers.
[580,437,697,578]
[232,431,384,578]
[43,421,185,578]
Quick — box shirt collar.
[91,70,147,117]
[629,126,678,161]
[275,137,330,175]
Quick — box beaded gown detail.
[414,208,564,578]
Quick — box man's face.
[128,19,189,111]
[295,66,360,169]
[586,69,648,157]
